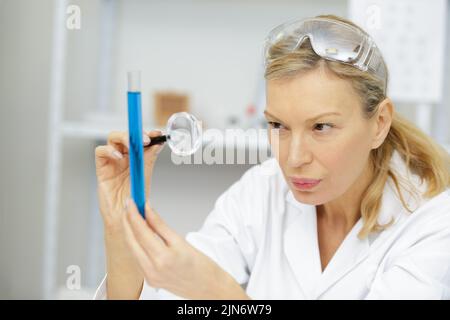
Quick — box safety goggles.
[263,17,387,93]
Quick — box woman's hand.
[94,129,165,299]
[122,199,251,300]
[95,130,164,232]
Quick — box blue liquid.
[127,91,146,218]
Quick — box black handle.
[144,134,168,148]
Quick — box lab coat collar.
[283,201,322,299]
[283,150,426,299]
[283,199,370,299]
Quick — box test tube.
[127,71,146,217]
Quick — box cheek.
[321,130,372,187]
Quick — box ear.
[371,98,394,150]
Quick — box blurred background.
[0,0,449,299]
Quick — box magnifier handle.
[145,135,168,147]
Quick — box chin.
[291,189,324,206]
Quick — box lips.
[290,177,322,190]
[291,177,321,184]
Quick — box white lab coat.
[94,150,450,300]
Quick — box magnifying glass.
[144,112,202,156]
[128,70,202,218]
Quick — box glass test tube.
[127,71,146,217]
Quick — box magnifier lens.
[166,112,202,156]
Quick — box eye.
[267,121,287,130]
[314,123,334,132]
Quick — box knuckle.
[95,145,105,156]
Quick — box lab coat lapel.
[314,218,370,298]
[284,192,322,299]
[284,191,370,299]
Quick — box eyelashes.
[314,123,335,131]
[267,121,335,132]
[267,121,285,130]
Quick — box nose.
[287,134,312,168]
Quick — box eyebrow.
[263,110,341,123]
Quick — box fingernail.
[143,135,151,145]
[112,150,123,159]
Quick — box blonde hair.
[265,14,450,239]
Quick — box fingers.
[121,201,155,273]
[144,203,181,247]
[95,144,124,160]
[125,198,167,258]
[107,130,151,154]
[144,130,165,158]
[99,129,164,198]
[95,145,125,168]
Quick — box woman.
[94,15,450,299]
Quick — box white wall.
[0,0,53,298]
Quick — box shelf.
[61,120,163,140]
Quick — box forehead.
[266,67,361,118]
